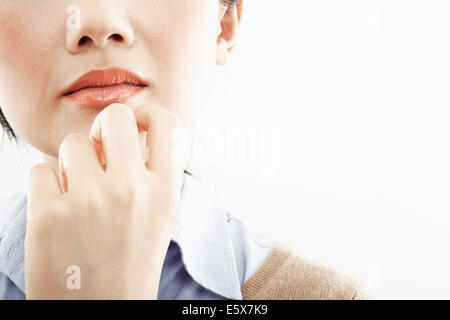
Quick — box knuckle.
[30,162,52,178]
[149,105,181,128]
[109,180,144,211]
[61,133,87,150]
[69,189,102,213]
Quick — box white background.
[1,0,450,299]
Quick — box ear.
[216,1,244,66]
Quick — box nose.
[66,3,134,53]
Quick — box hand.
[24,104,189,300]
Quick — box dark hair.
[0,0,242,142]
[0,108,16,141]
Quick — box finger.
[133,105,189,176]
[89,104,143,173]
[29,163,62,205]
[58,133,104,193]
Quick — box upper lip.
[63,68,148,96]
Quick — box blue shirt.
[0,170,274,300]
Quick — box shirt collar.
[173,172,242,300]
[0,132,243,300]
[174,129,242,299]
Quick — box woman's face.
[0,0,233,159]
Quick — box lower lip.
[64,84,145,109]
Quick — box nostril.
[73,33,128,51]
[110,33,124,42]
[78,36,91,46]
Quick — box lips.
[63,68,147,108]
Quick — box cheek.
[0,7,61,137]
[136,0,219,122]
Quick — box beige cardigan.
[241,242,368,300]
